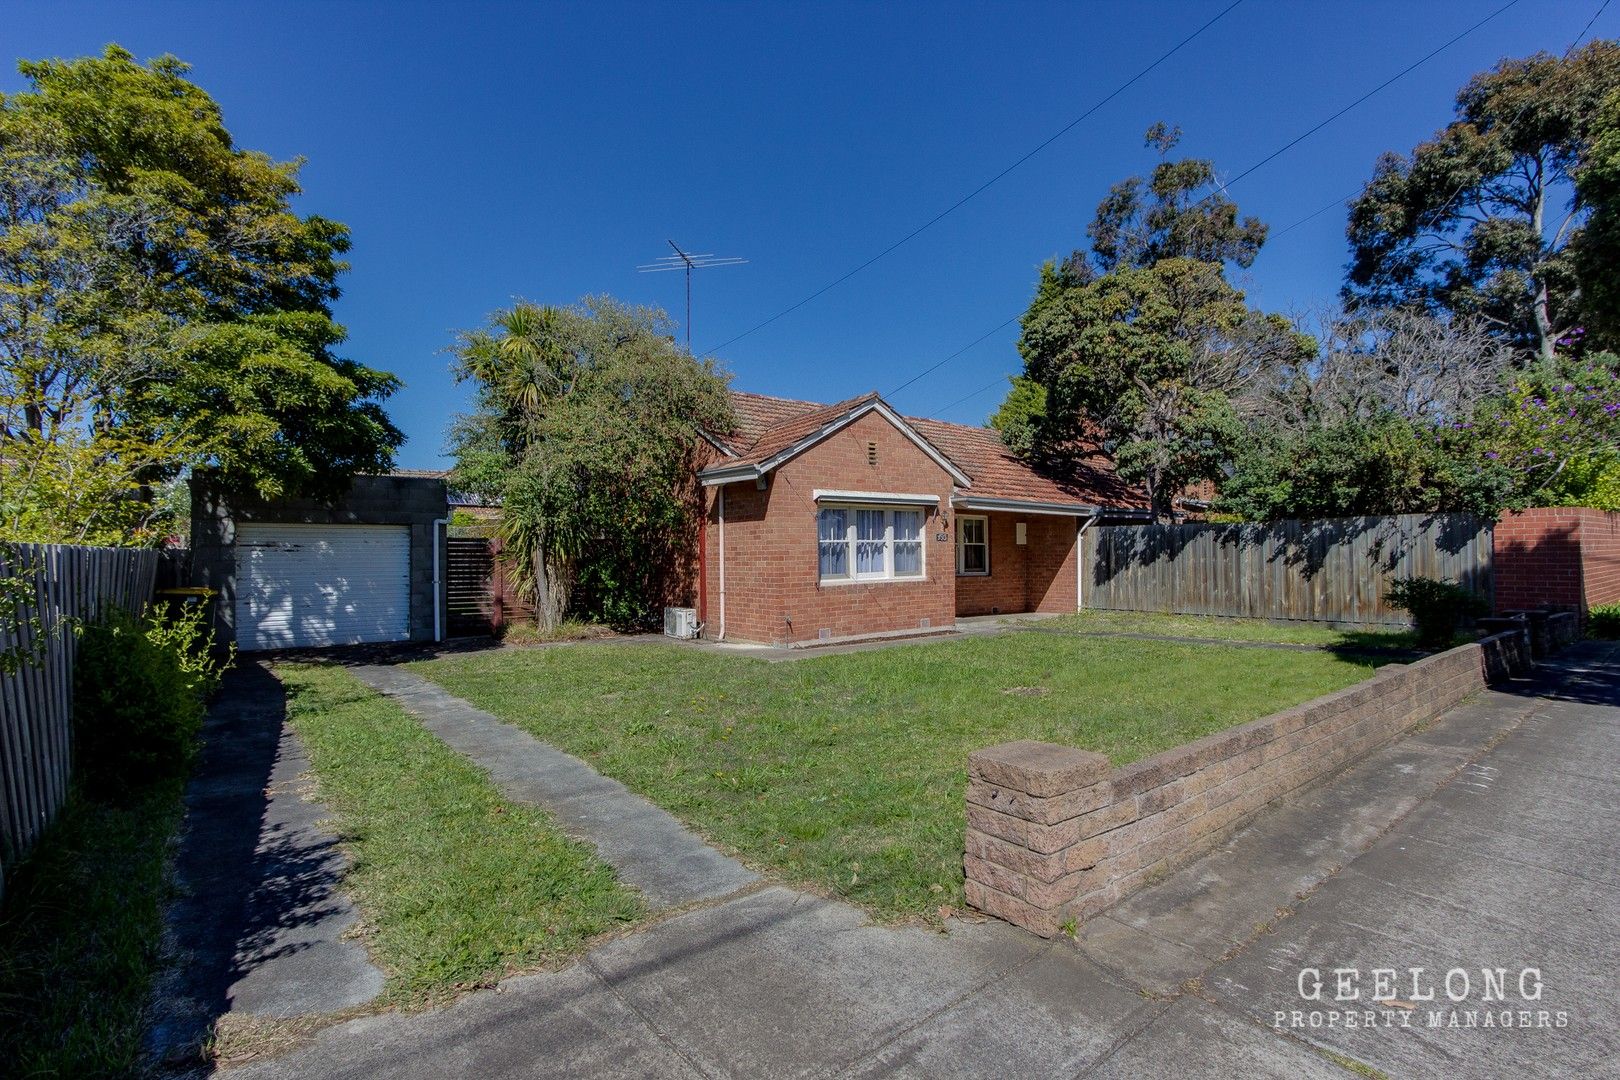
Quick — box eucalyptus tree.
[1345,41,1620,360]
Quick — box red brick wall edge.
[1493,507,1620,616]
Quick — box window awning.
[813,489,941,506]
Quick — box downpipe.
[433,516,449,642]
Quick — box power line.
[927,0,1594,429]
[1566,0,1612,57]
[934,373,1017,416]
[1272,0,1596,244]
[699,0,1246,356]
[1263,0,1594,244]
[885,1,1522,408]
[885,315,1021,397]
[1220,0,1521,191]
[1269,187,1362,241]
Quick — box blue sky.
[3,1,1610,467]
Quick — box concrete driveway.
[224,641,1620,1079]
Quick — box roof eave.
[952,495,1149,518]
[696,428,740,458]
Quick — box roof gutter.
[699,463,763,487]
[952,495,1115,518]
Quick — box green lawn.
[1039,609,1421,650]
[0,780,184,1078]
[411,633,1383,922]
[278,664,642,1003]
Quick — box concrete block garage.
[190,474,449,650]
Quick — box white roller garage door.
[235,523,411,650]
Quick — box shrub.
[73,603,231,798]
[1590,603,1620,639]
[1386,577,1490,650]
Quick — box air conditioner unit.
[663,606,699,640]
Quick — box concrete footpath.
[226,643,1620,1078]
[146,662,383,1064]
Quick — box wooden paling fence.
[0,544,159,886]
[1082,514,1492,627]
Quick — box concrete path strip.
[223,888,1344,1080]
[146,662,383,1064]
[347,664,758,909]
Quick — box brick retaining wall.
[964,631,1535,937]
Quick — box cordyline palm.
[451,303,586,630]
[456,302,576,444]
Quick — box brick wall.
[1494,506,1620,615]
[955,513,1025,616]
[964,631,1535,937]
[955,514,1079,617]
[1582,510,1620,609]
[702,411,957,645]
[1029,516,1079,613]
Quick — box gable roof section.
[700,391,972,488]
[703,389,1147,513]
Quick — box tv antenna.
[637,240,747,350]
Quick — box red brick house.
[693,390,1149,645]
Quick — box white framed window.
[817,505,926,583]
[957,515,989,575]
[818,507,849,579]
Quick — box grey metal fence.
[1082,514,1492,627]
[0,544,160,885]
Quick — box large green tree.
[450,297,733,631]
[1019,258,1312,520]
[0,46,400,543]
[999,127,1298,519]
[1345,41,1620,360]
[985,375,1046,457]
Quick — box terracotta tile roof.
[905,416,1146,509]
[724,392,883,467]
[721,391,827,453]
[714,390,1145,510]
